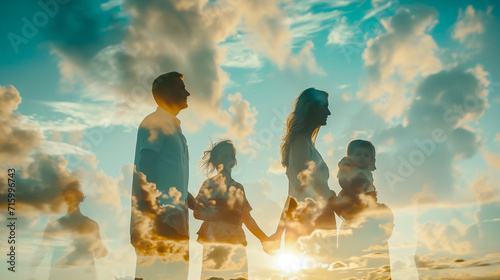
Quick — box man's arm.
[139,149,158,183]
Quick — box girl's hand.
[262,234,280,255]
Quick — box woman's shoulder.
[289,135,311,158]
[291,135,309,147]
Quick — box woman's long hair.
[280,88,329,167]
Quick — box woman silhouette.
[269,88,337,256]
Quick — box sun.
[276,253,310,273]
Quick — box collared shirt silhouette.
[131,106,189,237]
[130,71,193,280]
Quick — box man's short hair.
[152,72,184,102]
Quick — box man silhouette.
[130,71,194,280]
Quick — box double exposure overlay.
[1,0,499,279]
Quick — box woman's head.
[200,139,237,176]
[281,88,330,167]
[346,139,376,170]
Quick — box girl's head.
[346,139,376,171]
[281,88,330,167]
[200,139,237,176]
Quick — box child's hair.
[199,139,237,176]
[346,139,376,170]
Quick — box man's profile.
[130,71,193,280]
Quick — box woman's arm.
[338,165,353,196]
[269,137,309,239]
[293,136,332,200]
[291,136,310,174]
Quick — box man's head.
[152,72,191,114]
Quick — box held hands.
[261,232,281,256]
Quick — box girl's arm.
[242,211,268,241]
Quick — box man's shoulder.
[139,111,165,127]
[138,111,178,136]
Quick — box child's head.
[200,139,237,176]
[346,139,376,170]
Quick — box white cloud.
[322,132,334,144]
[417,220,472,255]
[288,40,326,75]
[0,85,42,166]
[267,156,285,174]
[358,6,442,121]
[288,10,343,45]
[327,16,356,46]
[217,92,259,155]
[361,0,394,22]
[220,38,264,69]
[452,5,489,45]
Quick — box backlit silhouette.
[31,183,107,280]
[194,139,269,280]
[130,71,195,280]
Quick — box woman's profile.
[268,88,337,258]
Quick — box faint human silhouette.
[267,88,337,278]
[31,182,107,280]
[334,140,393,279]
[130,71,195,280]
[194,139,270,280]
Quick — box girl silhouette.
[194,139,269,279]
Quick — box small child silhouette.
[194,139,269,279]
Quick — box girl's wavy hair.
[199,139,237,177]
[347,139,377,170]
[280,88,329,167]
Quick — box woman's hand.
[262,232,281,255]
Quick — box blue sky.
[1,0,500,279]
